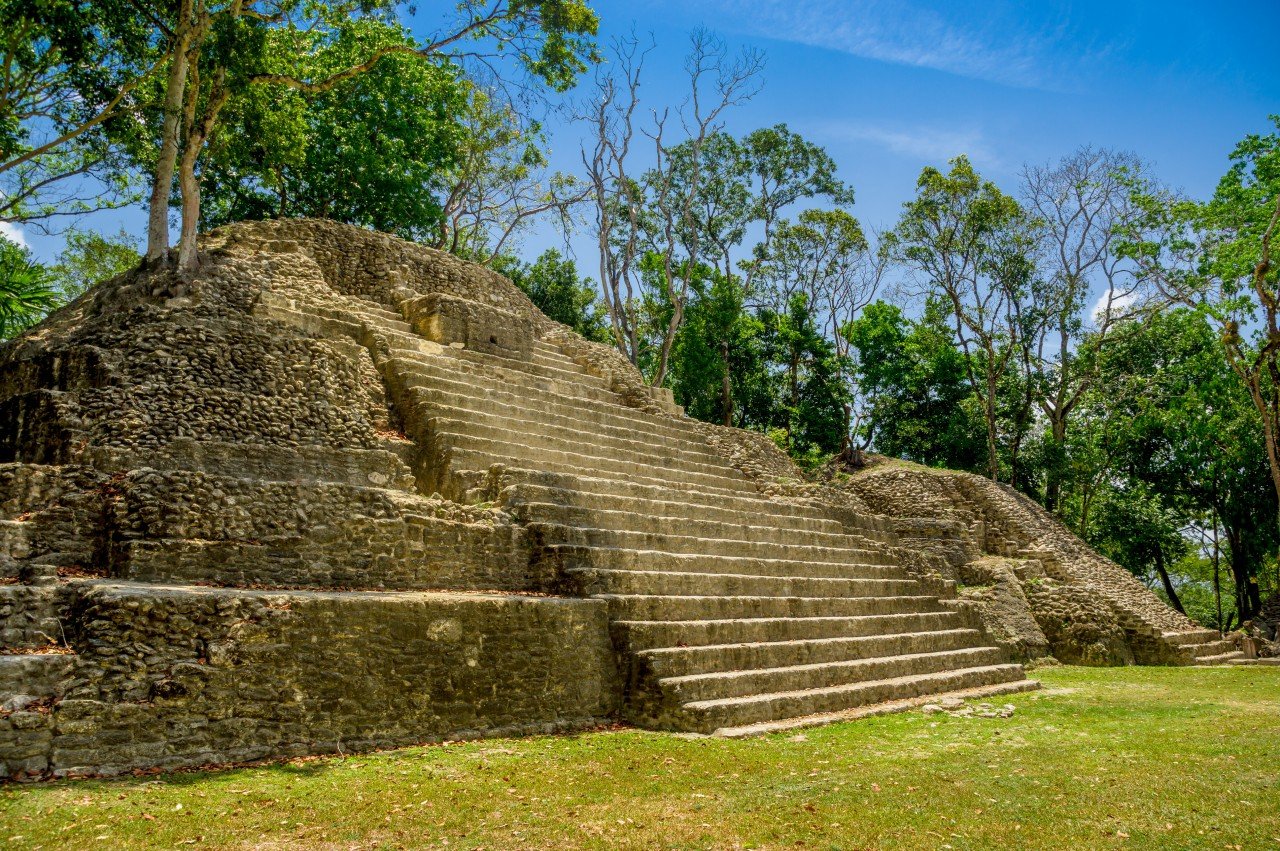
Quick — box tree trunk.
[1212,520,1223,633]
[984,367,999,481]
[1224,525,1261,622]
[1153,548,1186,615]
[146,36,191,262]
[175,142,202,271]
[1044,413,1067,512]
[720,340,733,427]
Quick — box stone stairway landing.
[361,290,1035,734]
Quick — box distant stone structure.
[0,219,1235,780]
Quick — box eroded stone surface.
[0,219,1220,778]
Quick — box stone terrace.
[0,219,1220,778]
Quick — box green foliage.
[200,19,470,241]
[49,227,139,299]
[1088,484,1189,584]
[844,300,985,470]
[669,270,769,427]
[0,234,59,338]
[496,248,610,343]
[0,0,148,223]
[759,293,851,457]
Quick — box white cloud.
[0,221,28,249]
[709,0,1060,89]
[818,121,1002,170]
[1091,288,1138,323]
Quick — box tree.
[579,30,763,383]
[1021,146,1151,511]
[1087,308,1276,621]
[1090,484,1191,614]
[668,268,768,427]
[845,299,985,470]
[0,0,153,229]
[887,156,1039,481]
[198,19,470,243]
[638,30,764,389]
[758,208,878,452]
[1124,118,1280,594]
[129,0,598,271]
[495,248,609,341]
[0,234,59,338]
[759,292,850,460]
[739,124,853,293]
[434,90,587,262]
[50,227,140,299]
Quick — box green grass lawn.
[2,665,1278,850]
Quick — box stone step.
[546,544,902,580]
[660,646,1007,705]
[1228,656,1280,666]
[714,678,1042,738]
[383,337,616,402]
[680,663,1028,733]
[1163,628,1222,646]
[425,415,730,481]
[638,628,987,678]
[447,453,764,508]
[1195,651,1248,665]
[389,364,710,454]
[499,481,849,535]
[427,336,608,391]
[494,471,851,528]
[1186,638,1239,658]
[390,372,714,470]
[513,501,888,552]
[598,593,949,622]
[613,611,966,651]
[527,522,905,566]
[441,439,759,498]
[411,389,727,467]
[530,346,584,371]
[568,567,919,599]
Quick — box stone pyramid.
[0,219,1220,779]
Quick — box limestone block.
[403,293,532,360]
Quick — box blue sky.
[8,0,1279,266]
[533,0,1280,244]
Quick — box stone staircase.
[353,294,1036,735]
[1017,547,1247,665]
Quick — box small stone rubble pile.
[921,696,1016,718]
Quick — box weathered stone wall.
[0,219,629,778]
[0,217,1216,777]
[2,583,617,779]
[842,463,1198,663]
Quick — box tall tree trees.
[1021,146,1151,511]
[844,300,985,470]
[126,0,598,270]
[887,156,1038,481]
[198,20,470,242]
[0,0,153,229]
[758,208,879,452]
[1125,118,1280,586]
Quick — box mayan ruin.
[3,0,1279,845]
[0,219,1258,780]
